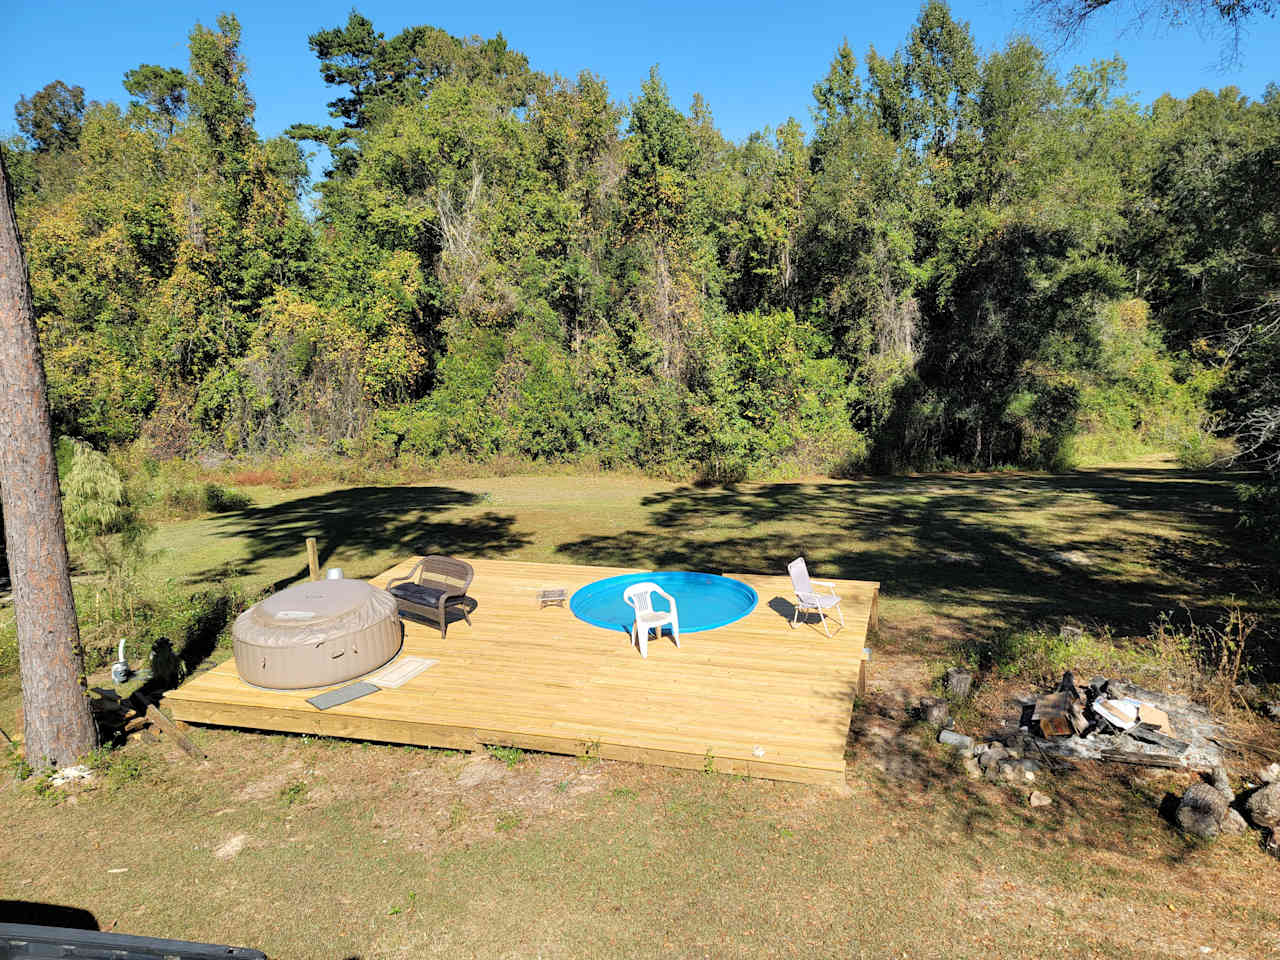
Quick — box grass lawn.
[3,455,1278,958]
[154,454,1273,635]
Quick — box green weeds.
[486,745,525,768]
[6,748,32,782]
[279,780,308,806]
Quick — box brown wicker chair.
[385,555,474,638]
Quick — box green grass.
[63,453,1280,635]
[278,779,308,806]
[486,745,526,768]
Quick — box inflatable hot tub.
[232,579,402,690]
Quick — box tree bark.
[0,148,97,766]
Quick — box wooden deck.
[165,558,879,786]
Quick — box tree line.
[3,2,1276,492]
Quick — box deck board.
[165,558,878,786]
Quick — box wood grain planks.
[165,557,878,786]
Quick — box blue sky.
[6,0,1278,153]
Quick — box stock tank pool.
[570,571,758,634]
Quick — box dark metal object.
[0,922,266,958]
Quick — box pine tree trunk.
[0,150,97,767]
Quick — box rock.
[1256,762,1280,784]
[214,834,247,860]
[944,668,972,700]
[1059,624,1084,641]
[49,765,92,787]
[997,760,1018,782]
[1176,782,1230,839]
[1245,782,1280,829]
[1210,765,1234,801]
[988,730,1022,757]
[978,745,1008,772]
[1220,808,1249,837]
[920,698,949,725]
[937,729,973,751]
[1029,790,1052,808]
[962,755,982,780]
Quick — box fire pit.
[1018,673,1225,771]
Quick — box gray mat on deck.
[307,681,379,710]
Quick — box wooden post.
[306,537,320,581]
[0,148,97,767]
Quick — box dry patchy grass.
[3,457,1279,957]
[3,724,1278,959]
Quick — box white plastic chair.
[788,557,844,636]
[622,582,680,659]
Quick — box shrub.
[202,482,251,512]
[698,309,860,479]
[63,442,151,631]
[1236,481,1280,546]
[953,605,1260,712]
[1175,431,1234,470]
[953,623,1179,689]
[1070,299,1221,467]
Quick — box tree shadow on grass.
[194,485,531,591]
[556,466,1274,639]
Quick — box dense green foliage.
[5,4,1276,483]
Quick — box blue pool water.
[570,571,758,634]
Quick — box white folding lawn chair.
[788,557,844,636]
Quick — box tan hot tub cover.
[232,579,402,689]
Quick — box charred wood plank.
[1100,749,1197,770]
[1126,723,1189,754]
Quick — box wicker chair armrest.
[385,558,428,591]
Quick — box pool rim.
[568,569,759,634]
